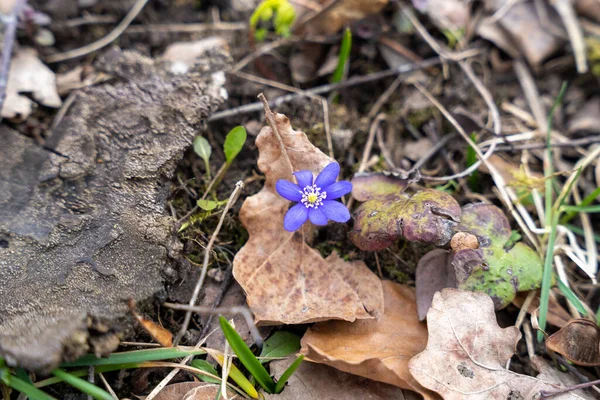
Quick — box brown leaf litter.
[232,110,383,325]
[546,318,600,366]
[409,289,593,399]
[301,281,437,399]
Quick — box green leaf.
[194,136,212,163]
[331,28,352,84]
[219,316,275,393]
[0,368,56,400]
[198,199,219,211]
[61,347,206,367]
[191,359,220,384]
[51,369,112,400]
[557,279,588,316]
[560,204,600,213]
[274,355,304,393]
[223,126,247,164]
[349,178,461,251]
[453,204,543,309]
[194,136,212,179]
[259,331,301,362]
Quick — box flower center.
[301,185,327,208]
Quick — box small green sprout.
[250,0,296,41]
[219,316,304,394]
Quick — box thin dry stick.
[98,373,118,400]
[515,290,536,330]
[232,71,334,159]
[0,0,27,114]
[513,60,547,132]
[551,0,588,74]
[258,93,296,178]
[125,21,246,34]
[232,36,291,71]
[164,304,262,347]
[209,55,473,122]
[46,0,148,63]
[173,181,244,346]
[367,75,404,120]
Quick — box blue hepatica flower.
[276,162,352,232]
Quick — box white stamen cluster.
[300,184,327,208]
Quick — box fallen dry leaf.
[409,289,589,399]
[300,281,438,399]
[415,249,456,320]
[1,48,61,119]
[528,356,594,400]
[145,382,239,400]
[295,0,388,36]
[477,1,563,67]
[266,357,409,400]
[546,319,600,366]
[232,110,383,325]
[129,299,173,347]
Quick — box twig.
[231,70,334,159]
[173,181,244,346]
[551,0,588,74]
[367,75,404,120]
[540,378,600,398]
[208,54,480,122]
[165,304,262,348]
[0,0,26,115]
[232,36,291,71]
[46,0,149,63]
[125,21,247,34]
[98,373,118,400]
[258,93,296,178]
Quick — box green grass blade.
[274,355,303,394]
[466,132,479,191]
[331,28,352,83]
[557,279,588,316]
[538,215,558,342]
[51,369,112,400]
[219,316,275,393]
[560,204,600,213]
[560,185,600,224]
[191,359,220,384]
[223,126,247,164]
[60,347,206,367]
[1,369,57,400]
[259,331,301,362]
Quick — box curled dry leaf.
[452,203,543,309]
[129,299,173,347]
[265,357,408,400]
[349,173,461,251]
[2,48,62,119]
[415,249,456,321]
[232,111,383,325]
[546,319,600,366]
[409,289,588,400]
[301,281,437,399]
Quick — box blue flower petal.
[322,181,352,200]
[294,170,314,189]
[308,207,328,226]
[283,203,309,231]
[276,180,302,202]
[320,200,350,223]
[314,162,340,189]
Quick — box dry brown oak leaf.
[232,112,383,325]
[409,289,590,400]
[300,281,438,399]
